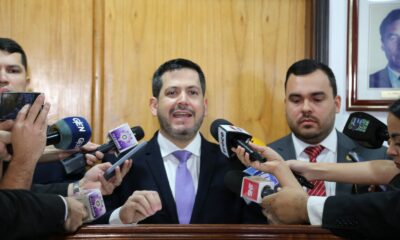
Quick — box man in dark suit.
[268,59,387,196]
[96,58,265,224]
[369,9,400,88]
[234,99,400,239]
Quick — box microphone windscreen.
[224,170,247,196]
[131,126,145,141]
[210,118,233,141]
[343,112,388,148]
[52,117,92,150]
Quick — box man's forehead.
[0,51,24,67]
[162,68,199,78]
[161,69,201,86]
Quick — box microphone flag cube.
[108,123,138,153]
[73,189,106,223]
[240,176,274,203]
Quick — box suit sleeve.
[0,189,66,239]
[322,191,400,239]
[31,182,70,196]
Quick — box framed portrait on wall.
[347,0,400,111]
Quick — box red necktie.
[304,145,326,196]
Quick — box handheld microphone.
[6,116,92,155]
[210,119,264,161]
[47,116,92,149]
[224,170,275,204]
[61,126,144,174]
[210,119,314,189]
[343,112,388,149]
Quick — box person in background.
[268,59,387,197]
[233,98,400,239]
[0,37,132,193]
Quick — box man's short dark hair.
[152,58,206,98]
[0,38,27,70]
[389,98,400,118]
[285,59,337,97]
[380,9,400,40]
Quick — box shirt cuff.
[109,207,138,226]
[109,207,124,224]
[59,195,68,221]
[307,196,327,225]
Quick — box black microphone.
[343,112,389,149]
[61,126,145,174]
[210,118,314,189]
[46,116,92,149]
[224,170,275,203]
[6,116,92,155]
[210,119,264,161]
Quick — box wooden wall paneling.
[0,0,312,144]
[102,0,311,144]
[0,0,95,134]
[92,0,106,143]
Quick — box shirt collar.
[291,128,337,158]
[157,131,201,158]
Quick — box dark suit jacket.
[97,132,266,224]
[369,67,392,88]
[31,182,70,196]
[0,190,66,240]
[268,131,388,195]
[322,190,400,239]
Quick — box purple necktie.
[173,150,195,224]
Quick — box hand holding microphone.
[61,124,144,174]
[210,119,312,189]
[224,169,309,224]
[233,142,303,190]
[225,170,275,204]
[11,94,50,164]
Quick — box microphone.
[343,112,389,148]
[224,170,275,204]
[61,125,144,174]
[210,119,314,189]
[47,116,92,149]
[6,116,92,155]
[210,119,264,161]
[73,188,106,222]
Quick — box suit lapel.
[335,131,358,194]
[144,135,179,223]
[190,137,216,222]
[272,135,297,160]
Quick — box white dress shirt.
[291,129,338,225]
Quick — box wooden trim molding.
[51,224,342,240]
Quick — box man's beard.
[157,111,204,141]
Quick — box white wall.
[330,0,388,131]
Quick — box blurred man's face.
[0,50,27,93]
[381,19,400,72]
[285,70,341,144]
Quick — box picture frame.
[346,0,400,111]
